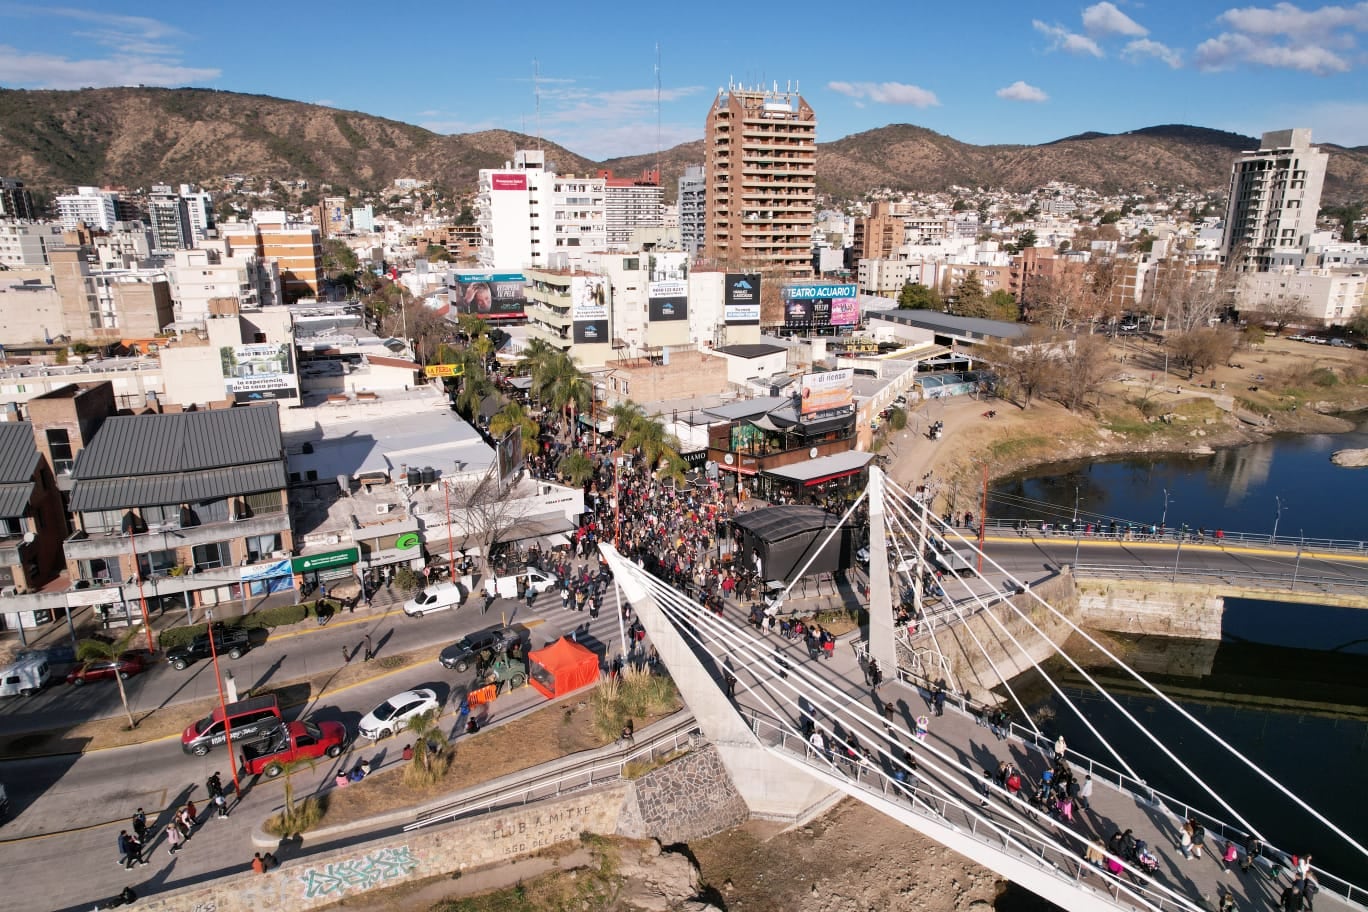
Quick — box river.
[984,420,1368,892]
[986,415,1368,541]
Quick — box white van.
[483,567,558,600]
[403,581,465,617]
[0,657,51,697]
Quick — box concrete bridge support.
[601,543,841,821]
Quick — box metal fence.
[1072,562,1368,592]
[980,519,1368,555]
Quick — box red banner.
[491,173,528,191]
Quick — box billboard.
[573,320,609,344]
[451,272,527,320]
[220,343,298,404]
[497,427,524,483]
[724,273,760,325]
[490,173,528,191]
[647,280,687,322]
[799,369,855,421]
[784,283,859,329]
[571,275,609,344]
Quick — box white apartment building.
[167,239,280,322]
[90,222,156,270]
[601,172,662,250]
[678,165,706,257]
[858,258,913,297]
[55,187,119,231]
[0,221,63,268]
[1237,267,1367,326]
[475,150,556,271]
[179,184,215,245]
[555,175,607,254]
[1221,129,1328,272]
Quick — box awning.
[762,450,875,486]
[495,513,577,544]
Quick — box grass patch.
[623,748,690,779]
[264,794,326,838]
[590,668,679,743]
[430,837,620,912]
[987,434,1052,460]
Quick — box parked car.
[403,582,465,617]
[357,688,441,740]
[66,652,145,686]
[483,567,558,600]
[240,720,347,778]
[181,694,281,756]
[439,627,521,673]
[167,624,252,670]
[0,656,51,697]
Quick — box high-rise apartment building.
[222,213,322,303]
[179,184,215,245]
[0,177,37,220]
[147,184,192,252]
[677,165,706,257]
[703,82,816,280]
[1220,128,1328,272]
[597,169,663,249]
[476,151,614,270]
[55,187,120,231]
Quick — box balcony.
[64,512,291,561]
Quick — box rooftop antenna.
[533,58,542,151]
[654,43,662,181]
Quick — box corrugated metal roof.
[0,423,40,485]
[762,450,874,482]
[0,482,33,518]
[72,405,283,480]
[69,462,288,512]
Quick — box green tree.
[425,244,452,263]
[1017,229,1038,251]
[558,450,596,487]
[535,351,592,430]
[404,708,452,786]
[952,271,988,317]
[76,634,138,729]
[1347,309,1368,337]
[488,400,539,442]
[985,289,1020,322]
[897,282,941,310]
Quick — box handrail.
[1072,563,1368,591]
[979,519,1368,555]
[880,661,1368,908]
[407,714,702,831]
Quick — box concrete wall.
[1074,578,1226,640]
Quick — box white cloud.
[996,80,1049,102]
[549,122,702,159]
[0,44,220,88]
[1082,2,1149,36]
[1033,20,1106,57]
[1218,1,1368,38]
[1195,30,1352,72]
[1123,38,1185,67]
[827,81,940,106]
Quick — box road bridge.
[600,465,1368,912]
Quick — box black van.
[181,694,282,756]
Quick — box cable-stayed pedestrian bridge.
[599,467,1368,912]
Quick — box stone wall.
[133,785,632,912]
[618,743,750,844]
[1074,578,1226,640]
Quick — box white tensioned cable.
[886,481,1281,844]
[632,570,1203,912]
[879,494,958,690]
[765,489,867,613]
[888,478,1156,784]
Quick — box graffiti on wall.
[299,846,419,899]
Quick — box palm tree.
[607,400,646,440]
[76,633,138,729]
[405,708,451,784]
[559,449,596,487]
[536,352,591,433]
[454,370,495,422]
[488,400,539,442]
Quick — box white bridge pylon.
[598,465,1368,912]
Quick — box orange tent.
[527,637,601,700]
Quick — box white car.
[403,581,465,617]
[483,567,558,600]
[357,688,441,740]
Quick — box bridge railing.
[1072,562,1368,592]
[978,519,1368,555]
[880,660,1368,908]
[743,711,1202,912]
[406,714,702,831]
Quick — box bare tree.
[1055,333,1116,412]
[1026,270,1085,331]
[1247,294,1308,336]
[1167,326,1240,379]
[1084,255,1125,332]
[980,331,1061,408]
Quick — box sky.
[0,1,1366,161]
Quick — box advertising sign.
[647,280,687,322]
[291,547,360,574]
[724,273,760,325]
[571,275,609,344]
[451,272,527,320]
[497,427,524,483]
[573,320,609,344]
[490,173,528,191]
[424,363,463,378]
[220,343,298,404]
[799,369,855,421]
[784,283,859,329]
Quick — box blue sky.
[0,1,1366,160]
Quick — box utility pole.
[1162,488,1172,529]
[976,464,988,574]
[1273,495,1283,545]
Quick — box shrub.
[156,602,310,649]
[394,567,423,593]
[590,668,678,742]
[263,795,324,837]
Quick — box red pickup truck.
[240,720,347,778]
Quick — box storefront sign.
[395,532,421,551]
[291,547,360,574]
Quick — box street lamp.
[205,608,242,799]
[1161,489,1172,530]
[1273,496,1283,545]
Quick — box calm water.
[987,414,1368,541]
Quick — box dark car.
[66,652,146,686]
[439,627,519,673]
[167,624,252,670]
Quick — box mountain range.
[1,87,1365,204]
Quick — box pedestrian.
[1240,835,1262,874]
[213,791,229,818]
[1179,821,1194,859]
[1219,890,1236,912]
[1078,775,1093,810]
[1295,854,1312,879]
[341,645,350,663]
[914,715,929,742]
[117,829,140,869]
[1189,818,1206,859]
[177,805,194,838]
[978,769,993,807]
[864,657,879,687]
[1054,734,1067,762]
[525,587,536,608]
[205,771,223,800]
[131,807,147,842]
[184,799,198,829]
[263,851,278,870]
[165,822,184,855]
[723,671,736,698]
[933,683,947,717]
[251,852,267,874]
[1222,840,1239,869]
[363,633,374,662]
[1281,884,1305,912]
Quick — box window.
[0,517,22,536]
[244,491,283,516]
[192,541,232,571]
[245,534,281,562]
[46,429,73,475]
[137,549,178,578]
[182,498,229,526]
[139,504,179,526]
[81,509,123,535]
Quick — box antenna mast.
[655,43,662,180]
[534,59,542,151]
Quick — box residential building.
[55,187,120,232]
[523,267,614,367]
[25,381,117,508]
[147,184,192,252]
[222,213,323,303]
[858,258,913,298]
[703,82,816,281]
[89,221,156,270]
[1220,129,1328,272]
[678,165,706,257]
[1237,266,1367,326]
[64,404,294,617]
[0,178,37,220]
[0,418,68,598]
[167,239,280,322]
[852,203,906,262]
[0,221,64,268]
[598,169,663,249]
[159,306,299,408]
[0,356,164,410]
[0,272,65,345]
[320,196,349,237]
[48,246,174,341]
[553,174,607,255]
[179,184,215,246]
[351,205,376,233]
[476,150,556,271]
